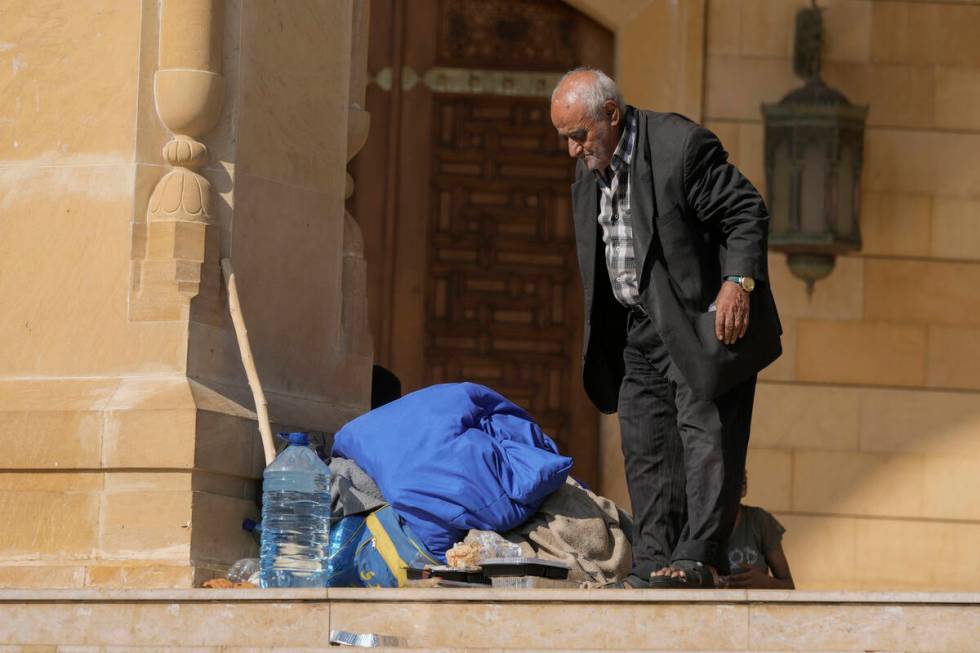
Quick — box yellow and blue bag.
[354,505,440,588]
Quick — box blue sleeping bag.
[331,382,572,559]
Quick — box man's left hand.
[714,281,749,345]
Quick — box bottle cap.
[284,432,309,446]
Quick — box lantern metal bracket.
[794,1,824,84]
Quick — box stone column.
[0,0,371,588]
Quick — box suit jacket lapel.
[630,111,656,286]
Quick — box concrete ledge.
[1,589,979,651]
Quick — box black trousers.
[618,309,756,576]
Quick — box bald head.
[551,68,625,121]
[550,68,625,172]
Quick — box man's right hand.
[713,281,750,345]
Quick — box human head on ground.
[549,68,626,172]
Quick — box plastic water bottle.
[259,432,332,588]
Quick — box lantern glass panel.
[800,143,826,236]
[837,145,855,238]
[771,141,792,235]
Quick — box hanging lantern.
[762,1,868,294]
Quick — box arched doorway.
[350,0,613,487]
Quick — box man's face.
[550,98,620,172]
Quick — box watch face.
[741,277,756,292]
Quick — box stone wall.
[0,0,371,588]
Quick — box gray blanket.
[329,457,386,517]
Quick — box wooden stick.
[221,258,276,466]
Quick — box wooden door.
[350,0,613,487]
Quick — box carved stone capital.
[163,136,209,169]
[347,105,371,163]
[131,0,224,322]
[148,167,214,225]
[155,69,224,137]
[345,105,371,200]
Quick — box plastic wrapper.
[458,532,523,564]
[473,532,523,560]
[329,630,400,647]
[226,558,260,584]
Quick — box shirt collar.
[596,106,637,182]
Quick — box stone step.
[1,588,978,652]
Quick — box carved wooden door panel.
[352,0,613,486]
[427,95,587,462]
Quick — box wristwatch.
[725,275,755,293]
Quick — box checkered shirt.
[595,107,640,307]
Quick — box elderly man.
[550,68,782,588]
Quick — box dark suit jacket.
[572,109,782,413]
